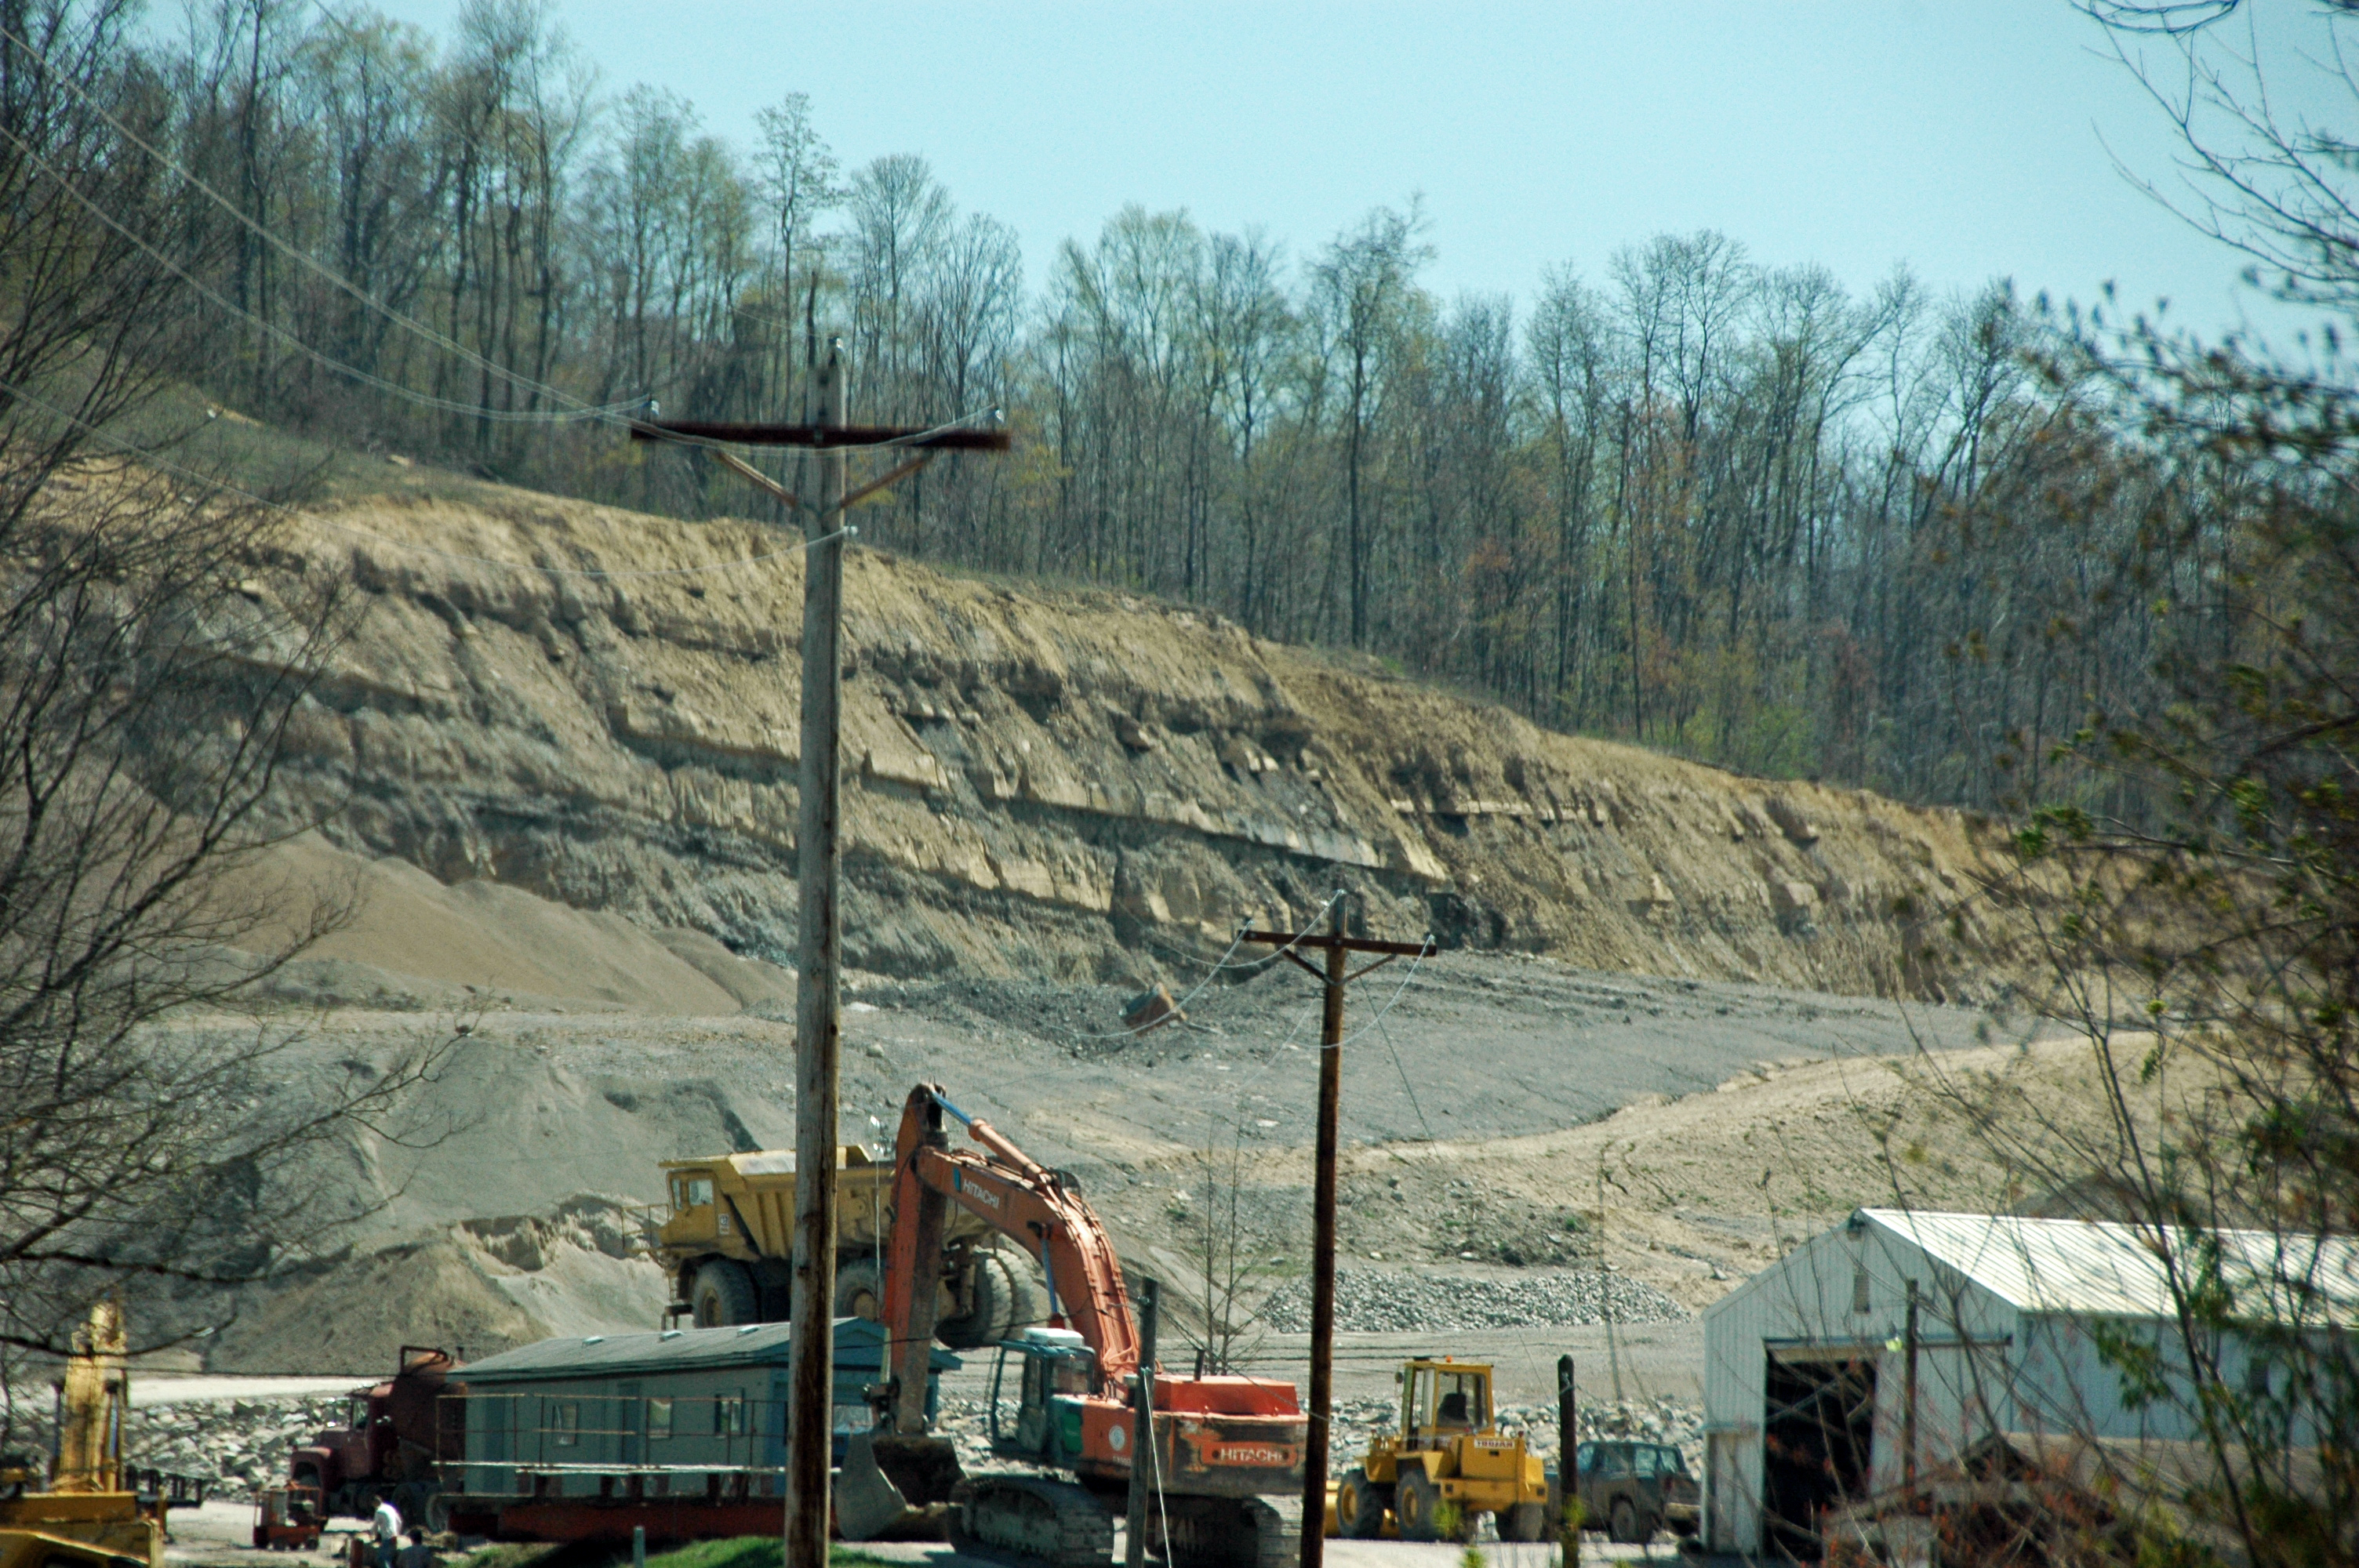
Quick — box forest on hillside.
[0,0,2316,817]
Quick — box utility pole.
[631,363,1009,1568]
[1903,1279,1921,1491]
[1558,1355,1579,1566]
[1125,1277,1160,1568]
[1235,897,1432,1568]
[786,345,848,1568]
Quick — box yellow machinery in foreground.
[1332,1358,1549,1544]
[0,1301,162,1568]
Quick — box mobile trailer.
[436,1319,954,1544]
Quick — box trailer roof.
[456,1318,958,1383]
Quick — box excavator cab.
[986,1328,1096,1465]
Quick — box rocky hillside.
[226,483,2017,1001]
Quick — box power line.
[3,20,1016,472]
[1059,889,1346,1044]
[0,17,607,423]
[0,117,634,426]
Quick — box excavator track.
[947,1475,1115,1568]
[1152,1495,1296,1568]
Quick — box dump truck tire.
[835,1257,883,1320]
[691,1260,758,1327]
[936,1250,1038,1348]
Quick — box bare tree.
[0,0,457,1374]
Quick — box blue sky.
[358,2,2349,347]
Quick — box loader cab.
[986,1328,1095,1465]
[1398,1359,1492,1449]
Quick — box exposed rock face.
[246,488,2012,999]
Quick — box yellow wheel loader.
[1332,1358,1549,1544]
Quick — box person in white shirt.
[369,1498,402,1568]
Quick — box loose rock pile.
[130,1396,343,1501]
[1259,1269,1688,1334]
[932,1395,1003,1472]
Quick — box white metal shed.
[1699,1208,2354,1556]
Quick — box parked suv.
[1565,1439,1699,1543]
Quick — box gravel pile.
[1259,1269,1688,1334]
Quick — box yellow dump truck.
[654,1147,1039,1348]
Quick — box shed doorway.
[1761,1348,1877,1561]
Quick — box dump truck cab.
[1335,1359,1549,1544]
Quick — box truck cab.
[285,1348,459,1524]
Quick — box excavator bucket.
[837,1431,965,1541]
[834,1432,910,1541]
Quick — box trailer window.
[713,1396,746,1436]
[552,1403,579,1446]
[647,1399,672,1440]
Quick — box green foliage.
[13,2,2210,815]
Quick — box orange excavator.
[876,1084,1307,1568]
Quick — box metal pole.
[1903,1279,1920,1491]
[1125,1278,1160,1568]
[1558,1355,1579,1565]
[786,339,848,1568]
[1299,894,1347,1568]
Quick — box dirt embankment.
[105,474,2098,1377]
[215,483,2028,1005]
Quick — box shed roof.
[456,1318,958,1384]
[1862,1209,2359,1324]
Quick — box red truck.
[288,1348,464,1530]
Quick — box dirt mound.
[210,1194,668,1374]
[214,833,791,1014]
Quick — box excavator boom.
[881,1085,1137,1406]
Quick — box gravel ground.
[1260,1269,1688,1334]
